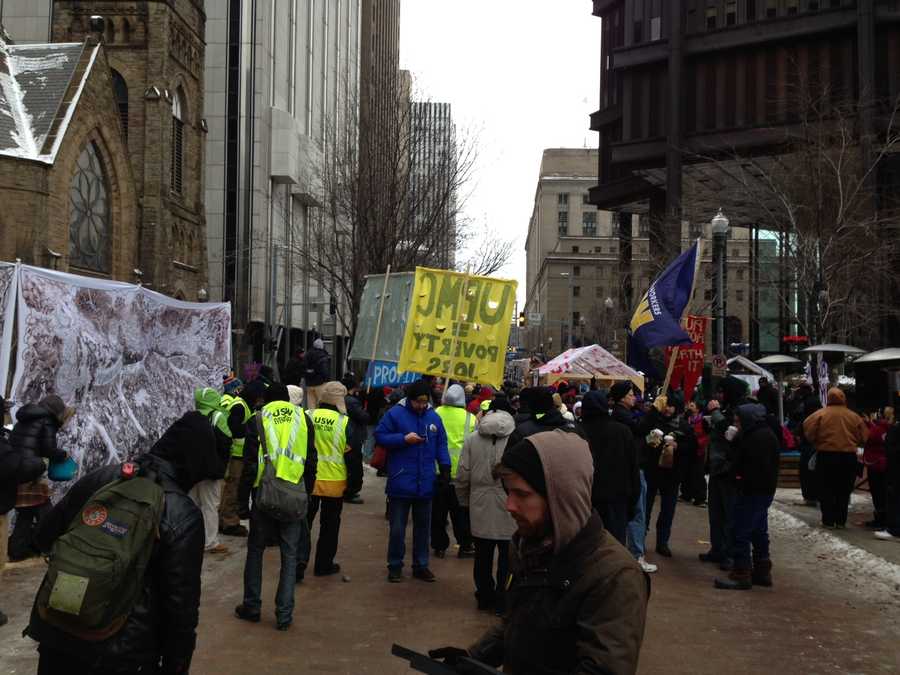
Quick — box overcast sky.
[399,0,601,306]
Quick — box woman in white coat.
[455,403,517,615]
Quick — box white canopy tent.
[727,355,775,393]
[537,345,645,392]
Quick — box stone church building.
[0,1,207,301]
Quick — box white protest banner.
[0,262,16,395]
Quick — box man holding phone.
[375,380,451,583]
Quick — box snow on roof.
[0,36,96,163]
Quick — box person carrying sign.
[236,384,318,631]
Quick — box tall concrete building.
[203,0,360,367]
[524,149,751,357]
[589,0,900,351]
[1,0,209,302]
[360,0,401,149]
[409,101,457,269]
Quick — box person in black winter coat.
[26,412,218,674]
[507,387,576,447]
[715,403,780,591]
[580,391,640,546]
[8,395,72,561]
[303,339,332,408]
[341,373,370,505]
[790,382,822,505]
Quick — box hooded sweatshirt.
[802,388,868,453]
[455,410,516,541]
[469,429,649,675]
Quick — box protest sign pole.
[443,266,471,391]
[366,265,392,395]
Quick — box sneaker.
[413,567,437,582]
[234,604,261,623]
[387,567,403,583]
[314,563,341,577]
[874,530,900,542]
[637,557,658,573]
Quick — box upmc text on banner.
[398,268,517,387]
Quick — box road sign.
[528,312,543,323]
[711,354,727,377]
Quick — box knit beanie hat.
[609,381,633,403]
[406,379,432,401]
[500,439,547,497]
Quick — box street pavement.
[1,474,898,674]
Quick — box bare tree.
[290,77,512,345]
[689,88,900,349]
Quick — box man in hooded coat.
[430,429,649,674]
[26,412,219,674]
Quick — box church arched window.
[69,142,111,273]
[170,87,185,194]
[111,69,128,138]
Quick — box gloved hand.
[428,647,469,666]
[652,395,668,413]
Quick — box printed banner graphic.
[0,262,16,394]
[364,360,419,389]
[9,266,231,488]
[665,315,709,399]
[398,268,517,387]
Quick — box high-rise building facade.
[409,101,457,269]
[589,0,900,351]
[204,0,360,367]
[525,149,751,356]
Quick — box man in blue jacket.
[375,379,451,583]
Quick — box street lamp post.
[560,271,574,349]
[711,208,730,357]
[604,296,615,350]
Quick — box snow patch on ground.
[770,505,900,603]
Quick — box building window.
[573,265,581,277]
[558,211,568,236]
[747,0,757,21]
[573,286,581,298]
[171,87,185,195]
[786,0,799,15]
[69,141,111,273]
[596,286,603,297]
[582,194,591,204]
[704,289,713,301]
[726,2,737,25]
[111,69,128,139]
[583,211,597,236]
[572,246,580,253]
[706,6,718,30]
[689,222,704,239]
[766,0,777,18]
[736,290,744,302]
[573,311,581,325]
[594,246,602,253]
[558,193,569,208]
[737,268,745,280]
[650,16,661,41]
[638,217,650,237]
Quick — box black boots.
[751,559,773,587]
[714,565,752,590]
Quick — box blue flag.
[627,242,699,378]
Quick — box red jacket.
[690,414,708,459]
[864,419,891,473]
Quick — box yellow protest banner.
[398,267,518,387]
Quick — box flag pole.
[366,265,392,395]
[661,238,704,395]
[443,266,472,391]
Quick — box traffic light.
[517,312,526,327]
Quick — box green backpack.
[35,466,165,642]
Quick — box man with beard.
[26,412,219,674]
[429,430,649,674]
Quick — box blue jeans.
[626,471,648,558]
[243,506,303,624]
[731,494,774,568]
[387,497,432,570]
[645,472,678,547]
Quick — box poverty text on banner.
[398,267,517,387]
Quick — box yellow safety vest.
[312,408,349,496]
[219,395,253,458]
[435,406,475,479]
[254,402,309,487]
